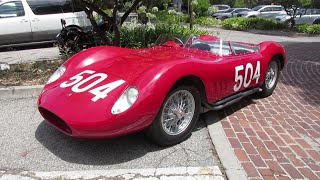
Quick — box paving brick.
[279,134,295,144]
[236,133,250,143]
[262,175,277,180]
[244,127,257,136]
[256,147,273,160]
[270,136,286,146]
[265,161,285,175]
[306,129,320,138]
[306,150,320,161]
[239,119,250,127]
[302,158,320,171]
[270,151,289,163]
[256,131,270,140]
[297,121,312,129]
[279,147,292,154]
[234,148,250,161]
[295,139,312,149]
[272,127,285,135]
[289,145,308,157]
[242,162,260,177]
[228,138,242,149]
[298,168,319,180]
[286,130,301,138]
[251,122,263,131]
[224,129,236,137]
[276,176,291,180]
[284,153,305,167]
[265,128,277,136]
[249,155,267,167]
[310,124,320,132]
[250,137,265,148]
[243,143,259,155]
[258,169,274,176]
[232,123,244,133]
[264,141,279,151]
[281,164,303,179]
[221,121,231,128]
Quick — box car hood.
[58,46,217,83]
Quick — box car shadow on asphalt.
[0,43,55,52]
[35,119,206,165]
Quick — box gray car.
[238,5,285,19]
[212,8,250,20]
[275,9,320,25]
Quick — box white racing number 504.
[233,61,260,92]
[60,70,125,102]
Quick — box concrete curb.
[0,85,43,99]
[0,166,223,180]
[204,111,247,180]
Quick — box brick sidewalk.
[218,42,320,179]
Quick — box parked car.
[38,34,286,145]
[212,8,250,20]
[314,17,320,24]
[275,8,320,25]
[238,5,285,18]
[214,4,231,13]
[0,0,91,47]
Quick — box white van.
[0,0,91,47]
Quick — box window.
[260,7,272,12]
[26,0,81,15]
[272,7,283,11]
[231,43,259,55]
[0,1,25,17]
[311,9,320,15]
[189,40,232,56]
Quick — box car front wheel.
[145,86,201,146]
[259,58,280,97]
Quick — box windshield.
[252,6,263,11]
[224,8,234,13]
[155,34,232,56]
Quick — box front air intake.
[39,107,72,135]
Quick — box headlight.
[111,87,139,114]
[46,65,66,84]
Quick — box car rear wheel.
[145,86,201,146]
[259,58,280,97]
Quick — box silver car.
[275,9,320,25]
[212,8,250,20]
[238,5,285,19]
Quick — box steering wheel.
[171,37,184,47]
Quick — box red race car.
[38,34,286,145]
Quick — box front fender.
[259,41,286,68]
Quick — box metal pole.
[189,0,193,30]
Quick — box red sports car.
[38,34,286,145]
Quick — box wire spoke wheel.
[161,90,195,136]
[265,60,278,90]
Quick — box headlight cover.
[46,65,66,84]
[111,87,139,114]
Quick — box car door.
[229,42,262,93]
[296,9,312,24]
[311,9,320,24]
[0,0,32,45]
[260,7,273,18]
[205,41,246,101]
[26,0,75,41]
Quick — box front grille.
[39,107,72,135]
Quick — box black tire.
[145,86,201,146]
[259,58,280,97]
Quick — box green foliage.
[153,11,189,23]
[120,23,208,48]
[222,17,287,31]
[194,16,220,26]
[296,24,320,34]
[193,0,211,17]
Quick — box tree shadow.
[279,41,320,106]
[0,43,55,52]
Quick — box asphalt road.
[0,97,219,172]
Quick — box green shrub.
[194,17,221,26]
[120,23,208,48]
[193,0,211,17]
[222,17,287,31]
[153,11,189,24]
[296,24,320,34]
